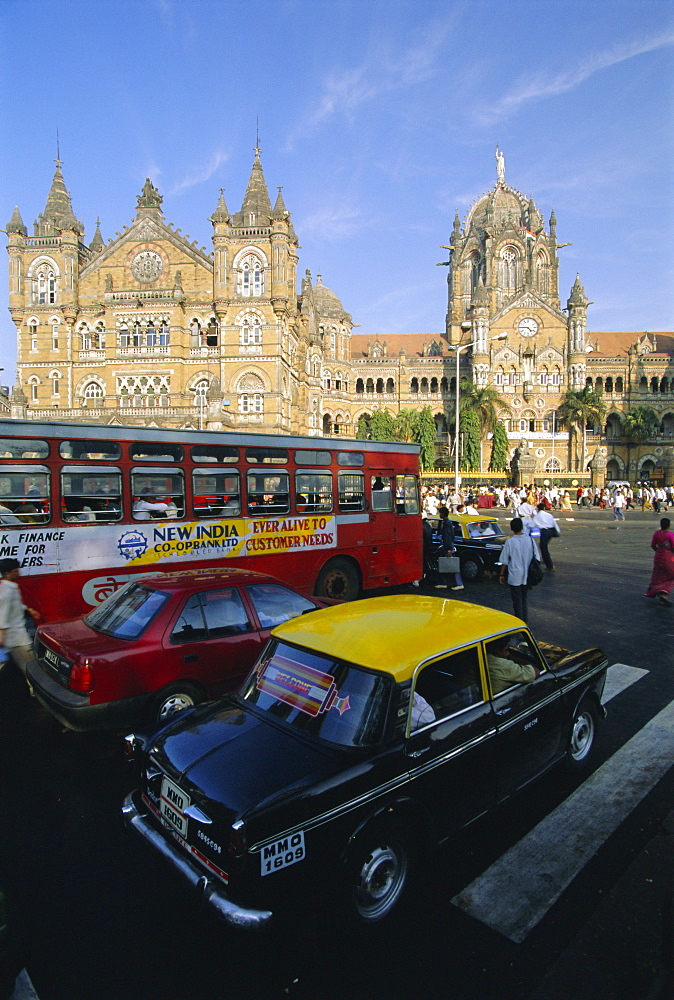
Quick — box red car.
[27,568,331,732]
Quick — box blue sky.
[1,0,673,384]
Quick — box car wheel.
[460,554,484,582]
[154,682,203,724]
[565,698,599,772]
[347,831,410,923]
[315,558,360,601]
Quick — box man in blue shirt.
[498,518,541,622]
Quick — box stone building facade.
[5,150,674,482]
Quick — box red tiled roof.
[351,333,447,359]
[589,332,674,358]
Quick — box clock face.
[519,317,539,338]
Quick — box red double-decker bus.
[0,419,422,622]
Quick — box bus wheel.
[316,558,360,601]
[154,682,203,724]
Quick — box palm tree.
[457,380,512,472]
[558,386,606,472]
[623,407,660,479]
[489,421,510,472]
[413,407,437,474]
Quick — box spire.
[273,185,287,217]
[210,188,230,223]
[6,205,27,236]
[568,273,588,308]
[34,160,84,237]
[549,208,557,237]
[235,147,273,225]
[89,217,104,253]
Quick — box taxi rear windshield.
[85,581,169,639]
[466,521,505,539]
[241,640,391,748]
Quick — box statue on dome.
[496,146,505,184]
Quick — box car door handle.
[184,653,198,663]
[406,746,431,757]
[494,706,512,715]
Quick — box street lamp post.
[448,327,508,493]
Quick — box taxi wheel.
[565,698,599,771]
[315,558,360,601]
[348,831,410,923]
[154,682,203,724]
[460,554,484,582]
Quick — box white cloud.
[476,28,674,125]
[285,14,457,148]
[168,150,230,196]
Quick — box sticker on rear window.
[256,653,351,717]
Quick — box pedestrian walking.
[0,558,40,677]
[435,506,464,591]
[613,489,627,520]
[644,517,674,606]
[498,518,542,622]
[533,502,560,570]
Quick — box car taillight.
[228,820,247,859]
[69,659,94,693]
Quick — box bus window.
[0,468,50,525]
[192,470,241,518]
[395,475,420,514]
[132,469,185,520]
[247,472,289,515]
[337,451,364,467]
[129,442,184,463]
[295,473,333,513]
[59,441,122,461]
[0,439,49,460]
[61,468,122,523]
[190,444,239,464]
[371,476,393,511]
[338,472,365,512]
[294,450,331,466]
[246,447,288,465]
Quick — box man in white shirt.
[0,558,39,677]
[133,495,170,520]
[498,518,541,622]
[533,503,560,570]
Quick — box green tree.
[392,409,419,443]
[558,386,606,472]
[461,408,482,471]
[356,413,371,439]
[414,406,437,473]
[456,380,511,472]
[489,421,510,472]
[623,406,660,441]
[368,409,396,441]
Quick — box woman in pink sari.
[645,517,674,605]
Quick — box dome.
[312,274,346,318]
[465,185,527,234]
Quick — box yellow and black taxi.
[427,512,506,581]
[122,595,607,929]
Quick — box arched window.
[430,377,438,393]
[51,321,60,350]
[386,378,395,393]
[540,368,548,387]
[366,378,374,393]
[356,378,364,394]
[605,377,613,393]
[376,378,384,394]
[552,367,561,386]
[33,263,57,304]
[661,377,669,393]
[49,370,61,396]
[410,378,419,393]
[495,367,504,386]
[240,319,262,345]
[616,376,624,393]
[28,376,40,402]
[500,247,518,292]
[206,318,219,347]
[441,377,448,393]
[508,367,518,386]
[651,377,659,394]
[595,377,603,392]
[420,377,429,393]
[82,382,103,405]
[237,254,265,297]
[192,379,210,405]
[640,376,648,391]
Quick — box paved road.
[2,506,673,1000]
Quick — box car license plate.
[260,831,305,876]
[159,776,190,837]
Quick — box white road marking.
[451,696,674,944]
[601,662,648,703]
[11,970,40,1000]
